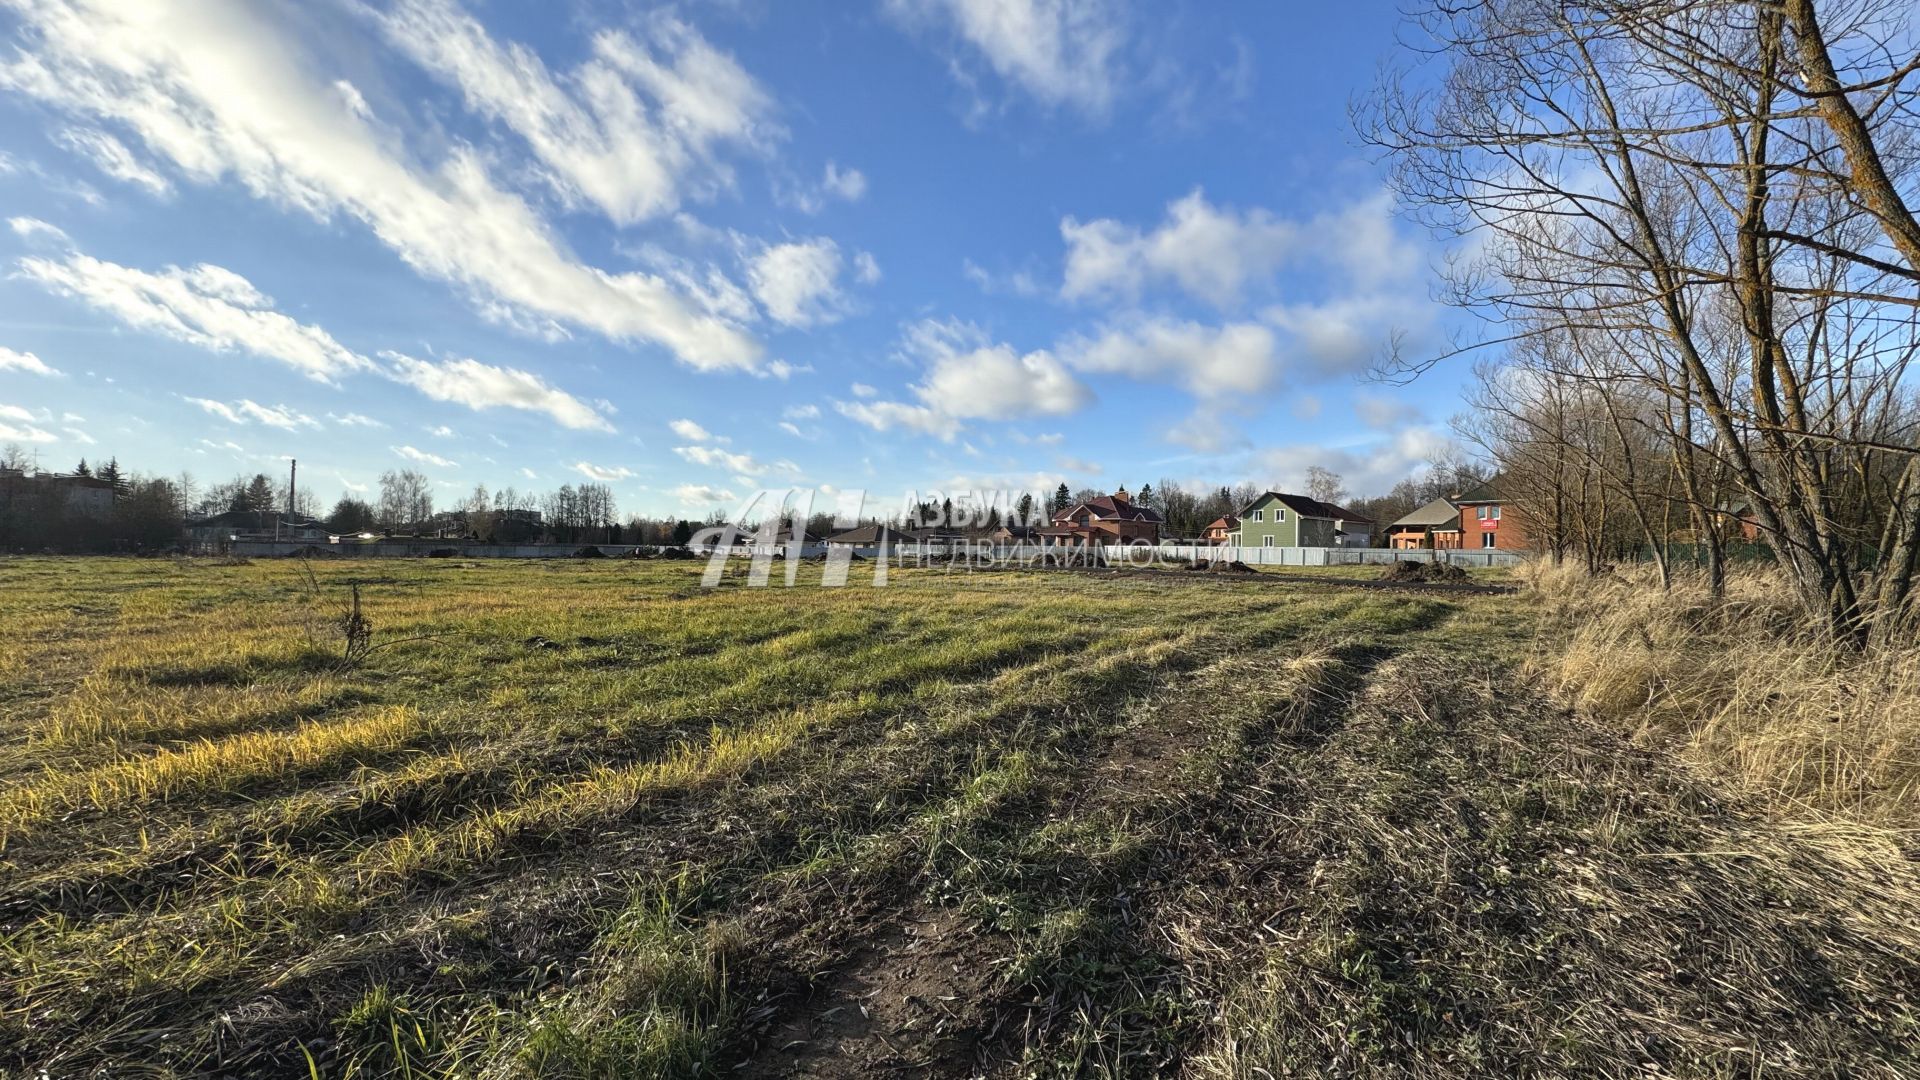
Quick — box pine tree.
[1052,483,1071,512]
[98,457,126,497]
[74,458,91,477]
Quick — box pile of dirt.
[573,545,607,559]
[277,545,341,559]
[657,547,698,560]
[1191,559,1256,574]
[1380,559,1469,584]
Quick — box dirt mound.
[657,546,697,560]
[1192,558,1256,573]
[278,545,342,559]
[1380,559,1469,584]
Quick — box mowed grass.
[0,555,1471,1076]
[3,555,1917,1079]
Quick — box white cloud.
[836,319,1092,441]
[887,0,1127,115]
[781,403,821,421]
[673,443,786,476]
[7,216,68,244]
[328,411,386,428]
[17,253,371,382]
[919,343,1089,419]
[199,438,245,454]
[427,424,456,438]
[61,426,95,444]
[673,482,736,506]
[377,0,775,225]
[1062,317,1279,399]
[183,397,322,431]
[574,461,635,482]
[338,473,371,494]
[384,353,614,432]
[850,382,878,398]
[669,418,716,442]
[0,0,761,371]
[55,126,171,195]
[1061,188,1294,305]
[1248,426,1457,497]
[520,467,538,479]
[394,444,458,468]
[782,160,868,213]
[853,250,882,285]
[0,347,60,376]
[0,420,56,443]
[747,238,849,328]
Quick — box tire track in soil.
[734,634,1405,1078]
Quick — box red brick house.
[1449,479,1528,551]
[1041,487,1163,546]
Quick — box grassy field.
[2,556,1918,1078]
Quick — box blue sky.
[0,0,1471,519]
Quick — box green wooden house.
[1228,492,1374,549]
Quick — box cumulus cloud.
[394,444,458,467]
[1354,393,1424,430]
[0,403,57,443]
[673,443,790,477]
[0,0,761,370]
[746,238,850,328]
[17,253,371,382]
[574,461,635,482]
[669,418,717,442]
[673,482,736,506]
[0,347,60,376]
[1061,188,1295,306]
[1247,426,1459,497]
[781,160,868,213]
[887,0,1127,115]
[384,353,614,432]
[183,396,322,431]
[834,318,1093,441]
[1061,317,1279,399]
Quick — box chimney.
[1112,486,1130,504]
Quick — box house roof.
[1203,515,1239,531]
[1051,494,1164,524]
[825,524,920,544]
[1387,497,1464,530]
[1239,491,1375,524]
[190,510,325,529]
[992,524,1040,538]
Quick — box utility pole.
[280,458,296,541]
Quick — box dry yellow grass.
[1526,560,1920,830]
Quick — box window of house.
[1251,509,1264,522]
[1482,532,1496,549]
[1263,535,1276,547]
[1489,505,1502,521]
[1476,505,1489,520]
[1274,508,1285,522]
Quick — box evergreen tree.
[1015,492,1036,525]
[1137,482,1155,508]
[243,473,276,513]
[73,458,90,477]
[1052,483,1071,512]
[97,457,127,498]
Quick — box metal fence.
[226,538,1526,568]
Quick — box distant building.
[185,510,328,551]
[1230,493,1374,549]
[1200,515,1239,545]
[1450,478,1527,550]
[1385,498,1464,550]
[825,524,923,546]
[0,468,115,519]
[1040,487,1163,546]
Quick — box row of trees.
[1366,0,1920,644]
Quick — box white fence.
[226,538,1524,568]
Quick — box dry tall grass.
[1526,560,1920,830]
